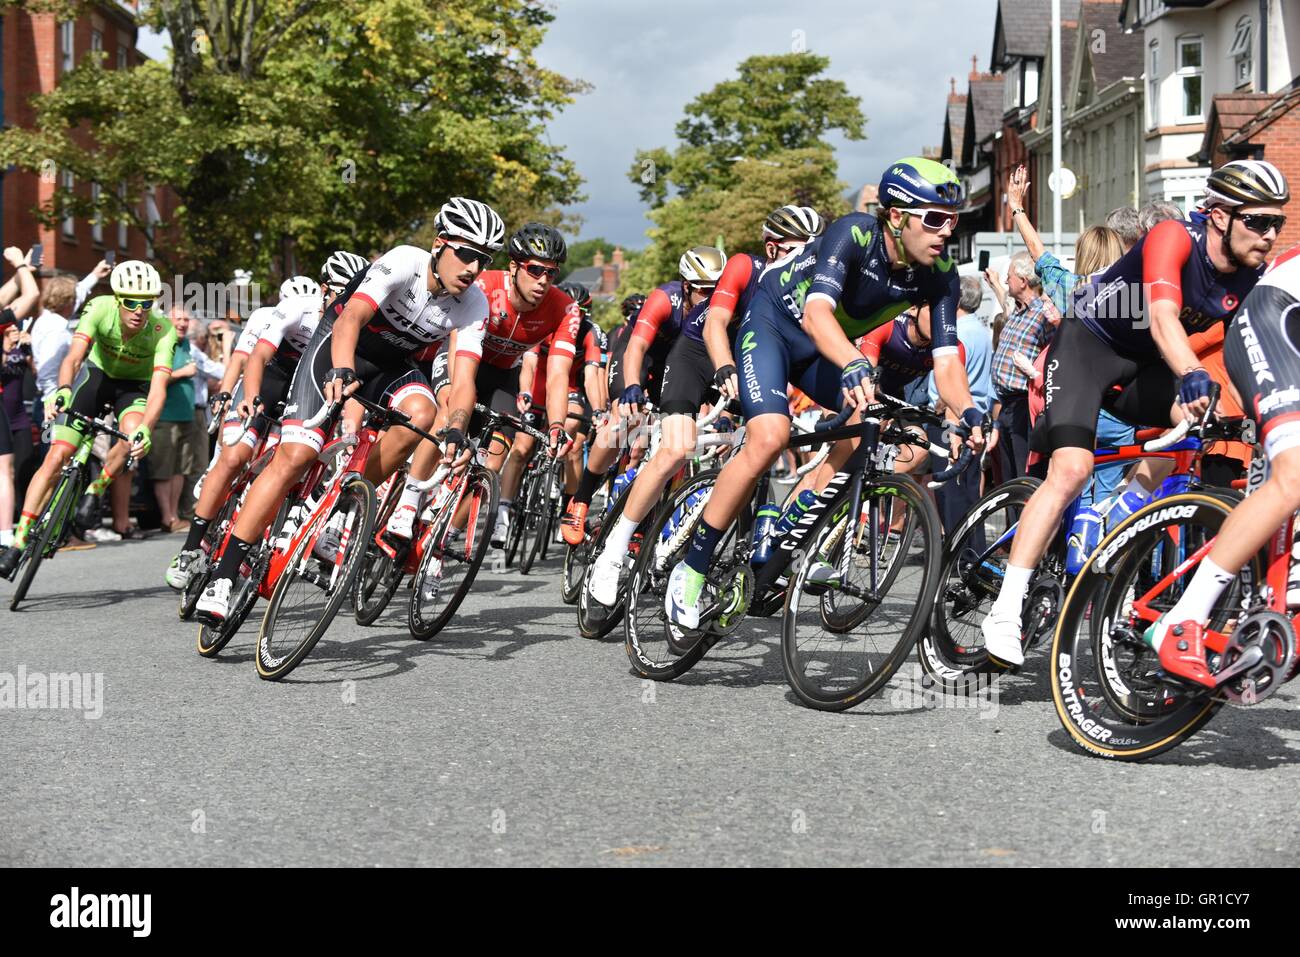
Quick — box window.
[1229,16,1253,89]
[61,169,75,237]
[59,21,74,72]
[117,183,128,249]
[1004,61,1021,113]
[117,47,128,70]
[1177,36,1203,120]
[1147,40,1160,128]
[91,29,103,57]
[90,182,103,244]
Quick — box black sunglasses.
[520,262,561,281]
[1237,212,1287,236]
[443,242,493,270]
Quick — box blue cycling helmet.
[878,157,964,210]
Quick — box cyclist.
[164,270,354,589]
[980,159,1289,667]
[195,198,503,621]
[403,223,578,545]
[663,157,986,629]
[1,261,174,579]
[505,280,607,543]
[561,246,727,547]
[586,206,823,606]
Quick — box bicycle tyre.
[577,483,634,638]
[180,491,239,621]
[519,463,547,576]
[10,468,83,610]
[353,477,407,626]
[254,477,377,680]
[196,497,292,658]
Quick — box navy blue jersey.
[1074,219,1264,358]
[684,253,766,342]
[755,212,961,356]
[857,315,966,398]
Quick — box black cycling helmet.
[621,293,646,318]
[558,280,592,311]
[507,222,567,264]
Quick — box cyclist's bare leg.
[501,433,531,502]
[363,395,435,486]
[699,412,791,530]
[192,439,255,522]
[18,440,76,523]
[230,441,318,542]
[622,413,695,525]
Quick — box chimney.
[612,246,624,267]
[970,55,979,81]
[601,263,617,294]
[592,249,605,268]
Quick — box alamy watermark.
[0,665,104,719]
[888,663,1000,719]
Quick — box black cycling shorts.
[1224,281,1300,460]
[50,362,148,448]
[1031,316,1177,454]
[282,319,432,453]
[0,401,11,456]
[608,335,664,406]
[223,360,292,450]
[659,335,719,416]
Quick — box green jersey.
[74,295,177,382]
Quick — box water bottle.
[1102,489,1150,533]
[1065,505,1105,575]
[756,490,818,565]
[661,488,708,544]
[749,503,783,565]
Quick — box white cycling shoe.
[385,503,418,541]
[491,513,510,548]
[981,608,1025,666]
[588,549,624,607]
[664,562,705,630]
[196,577,233,622]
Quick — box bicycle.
[405,403,547,640]
[920,393,1252,690]
[253,392,442,680]
[624,393,967,711]
[8,408,138,611]
[1048,423,1296,760]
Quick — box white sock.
[0,529,12,547]
[397,479,422,513]
[1118,475,1153,500]
[1155,558,1235,648]
[990,563,1035,619]
[602,515,640,559]
[498,502,511,522]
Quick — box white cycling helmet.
[679,245,727,285]
[434,197,505,252]
[279,275,321,299]
[110,260,162,297]
[320,250,368,289]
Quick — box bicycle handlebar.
[1142,383,1221,452]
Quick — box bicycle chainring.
[1217,610,1296,705]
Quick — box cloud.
[538,0,999,246]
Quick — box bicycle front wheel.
[10,468,83,610]
[254,477,377,680]
[408,467,499,639]
[782,474,942,711]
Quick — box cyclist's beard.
[1221,214,1245,270]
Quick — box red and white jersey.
[233,306,277,357]
[258,294,324,363]
[474,270,580,369]
[351,244,488,363]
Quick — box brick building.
[1,2,176,283]
[564,246,626,299]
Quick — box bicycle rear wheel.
[180,491,238,621]
[197,498,291,658]
[577,483,633,638]
[408,467,499,639]
[782,474,942,711]
[10,467,83,610]
[624,469,725,679]
[353,478,406,626]
[254,477,377,680]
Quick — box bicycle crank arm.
[1212,645,1264,688]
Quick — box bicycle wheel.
[918,477,1041,691]
[180,491,238,621]
[818,487,919,634]
[353,478,406,626]
[576,483,634,638]
[254,477,377,680]
[624,469,726,679]
[408,467,499,639]
[10,467,83,610]
[197,498,292,658]
[519,463,547,575]
[782,474,942,711]
[561,544,585,605]
[1050,491,1258,760]
[503,464,532,568]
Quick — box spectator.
[1138,200,1185,234]
[1105,205,1142,251]
[0,246,41,554]
[928,274,995,534]
[3,326,36,508]
[27,275,78,405]
[72,260,112,316]
[986,251,1060,480]
[178,318,224,521]
[150,306,202,534]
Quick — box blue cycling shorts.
[734,302,844,419]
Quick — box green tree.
[0,0,587,283]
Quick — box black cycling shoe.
[75,492,103,531]
[0,545,23,581]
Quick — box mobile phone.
[29,243,43,269]
[978,250,990,272]
[104,250,116,266]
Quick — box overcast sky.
[140,1,1001,249]
[537,0,1000,247]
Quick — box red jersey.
[528,320,602,395]
[474,270,580,369]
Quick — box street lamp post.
[1052,0,1063,257]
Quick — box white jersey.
[259,294,323,362]
[351,244,488,361]
[234,306,278,356]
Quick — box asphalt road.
[3,532,1299,867]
